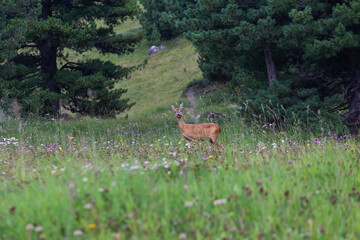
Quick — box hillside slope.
[81,19,202,117]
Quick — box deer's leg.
[210,135,223,151]
[183,135,195,150]
[214,141,223,151]
[195,140,200,149]
[183,136,192,150]
[186,140,192,149]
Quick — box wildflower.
[26,224,34,231]
[209,156,213,159]
[88,223,96,229]
[231,227,237,232]
[83,177,88,182]
[73,230,83,236]
[35,226,43,233]
[184,184,189,190]
[59,146,63,151]
[68,182,76,189]
[70,137,74,140]
[84,203,92,210]
[179,233,187,239]
[129,127,132,130]
[181,139,184,141]
[184,201,193,207]
[112,233,120,239]
[86,132,88,134]
[213,198,226,206]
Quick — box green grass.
[77,18,202,117]
[0,118,359,239]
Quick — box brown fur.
[171,103,222,150]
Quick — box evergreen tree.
[277,0,360,133]
[181,0,287,86]
[138,0,194,44]
[182,0,347,129]
[0,0,41,115]
[0,0,142,117]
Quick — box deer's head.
[170,103,184,119]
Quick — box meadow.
[1,18,360,240]
[0,114,359,240]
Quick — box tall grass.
[0,117,359,239]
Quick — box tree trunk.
[37,1,60,115]
[264,47,277,87]
[344,51,360,134]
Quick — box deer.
[171,103,222,150]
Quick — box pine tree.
[0,0,41,115]
[138,0,194,44]
[277,0,360,133]
[0,0,142,117]
[182,0,348,129]
[181,0,287,86]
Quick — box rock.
[228,104,239,108]
[148,45,165,55]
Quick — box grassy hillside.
[80,19,203,117]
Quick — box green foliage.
[0,0,143,117]
[235,80,343,130]
[181,0,287,83]
[0,0,40,61]
[138,0,194,44]
[182,0,360,131]
[276,0,360,132]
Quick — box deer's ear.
[170,105,176,111]
[179,102,184,109]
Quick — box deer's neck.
[177,117,187,131]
